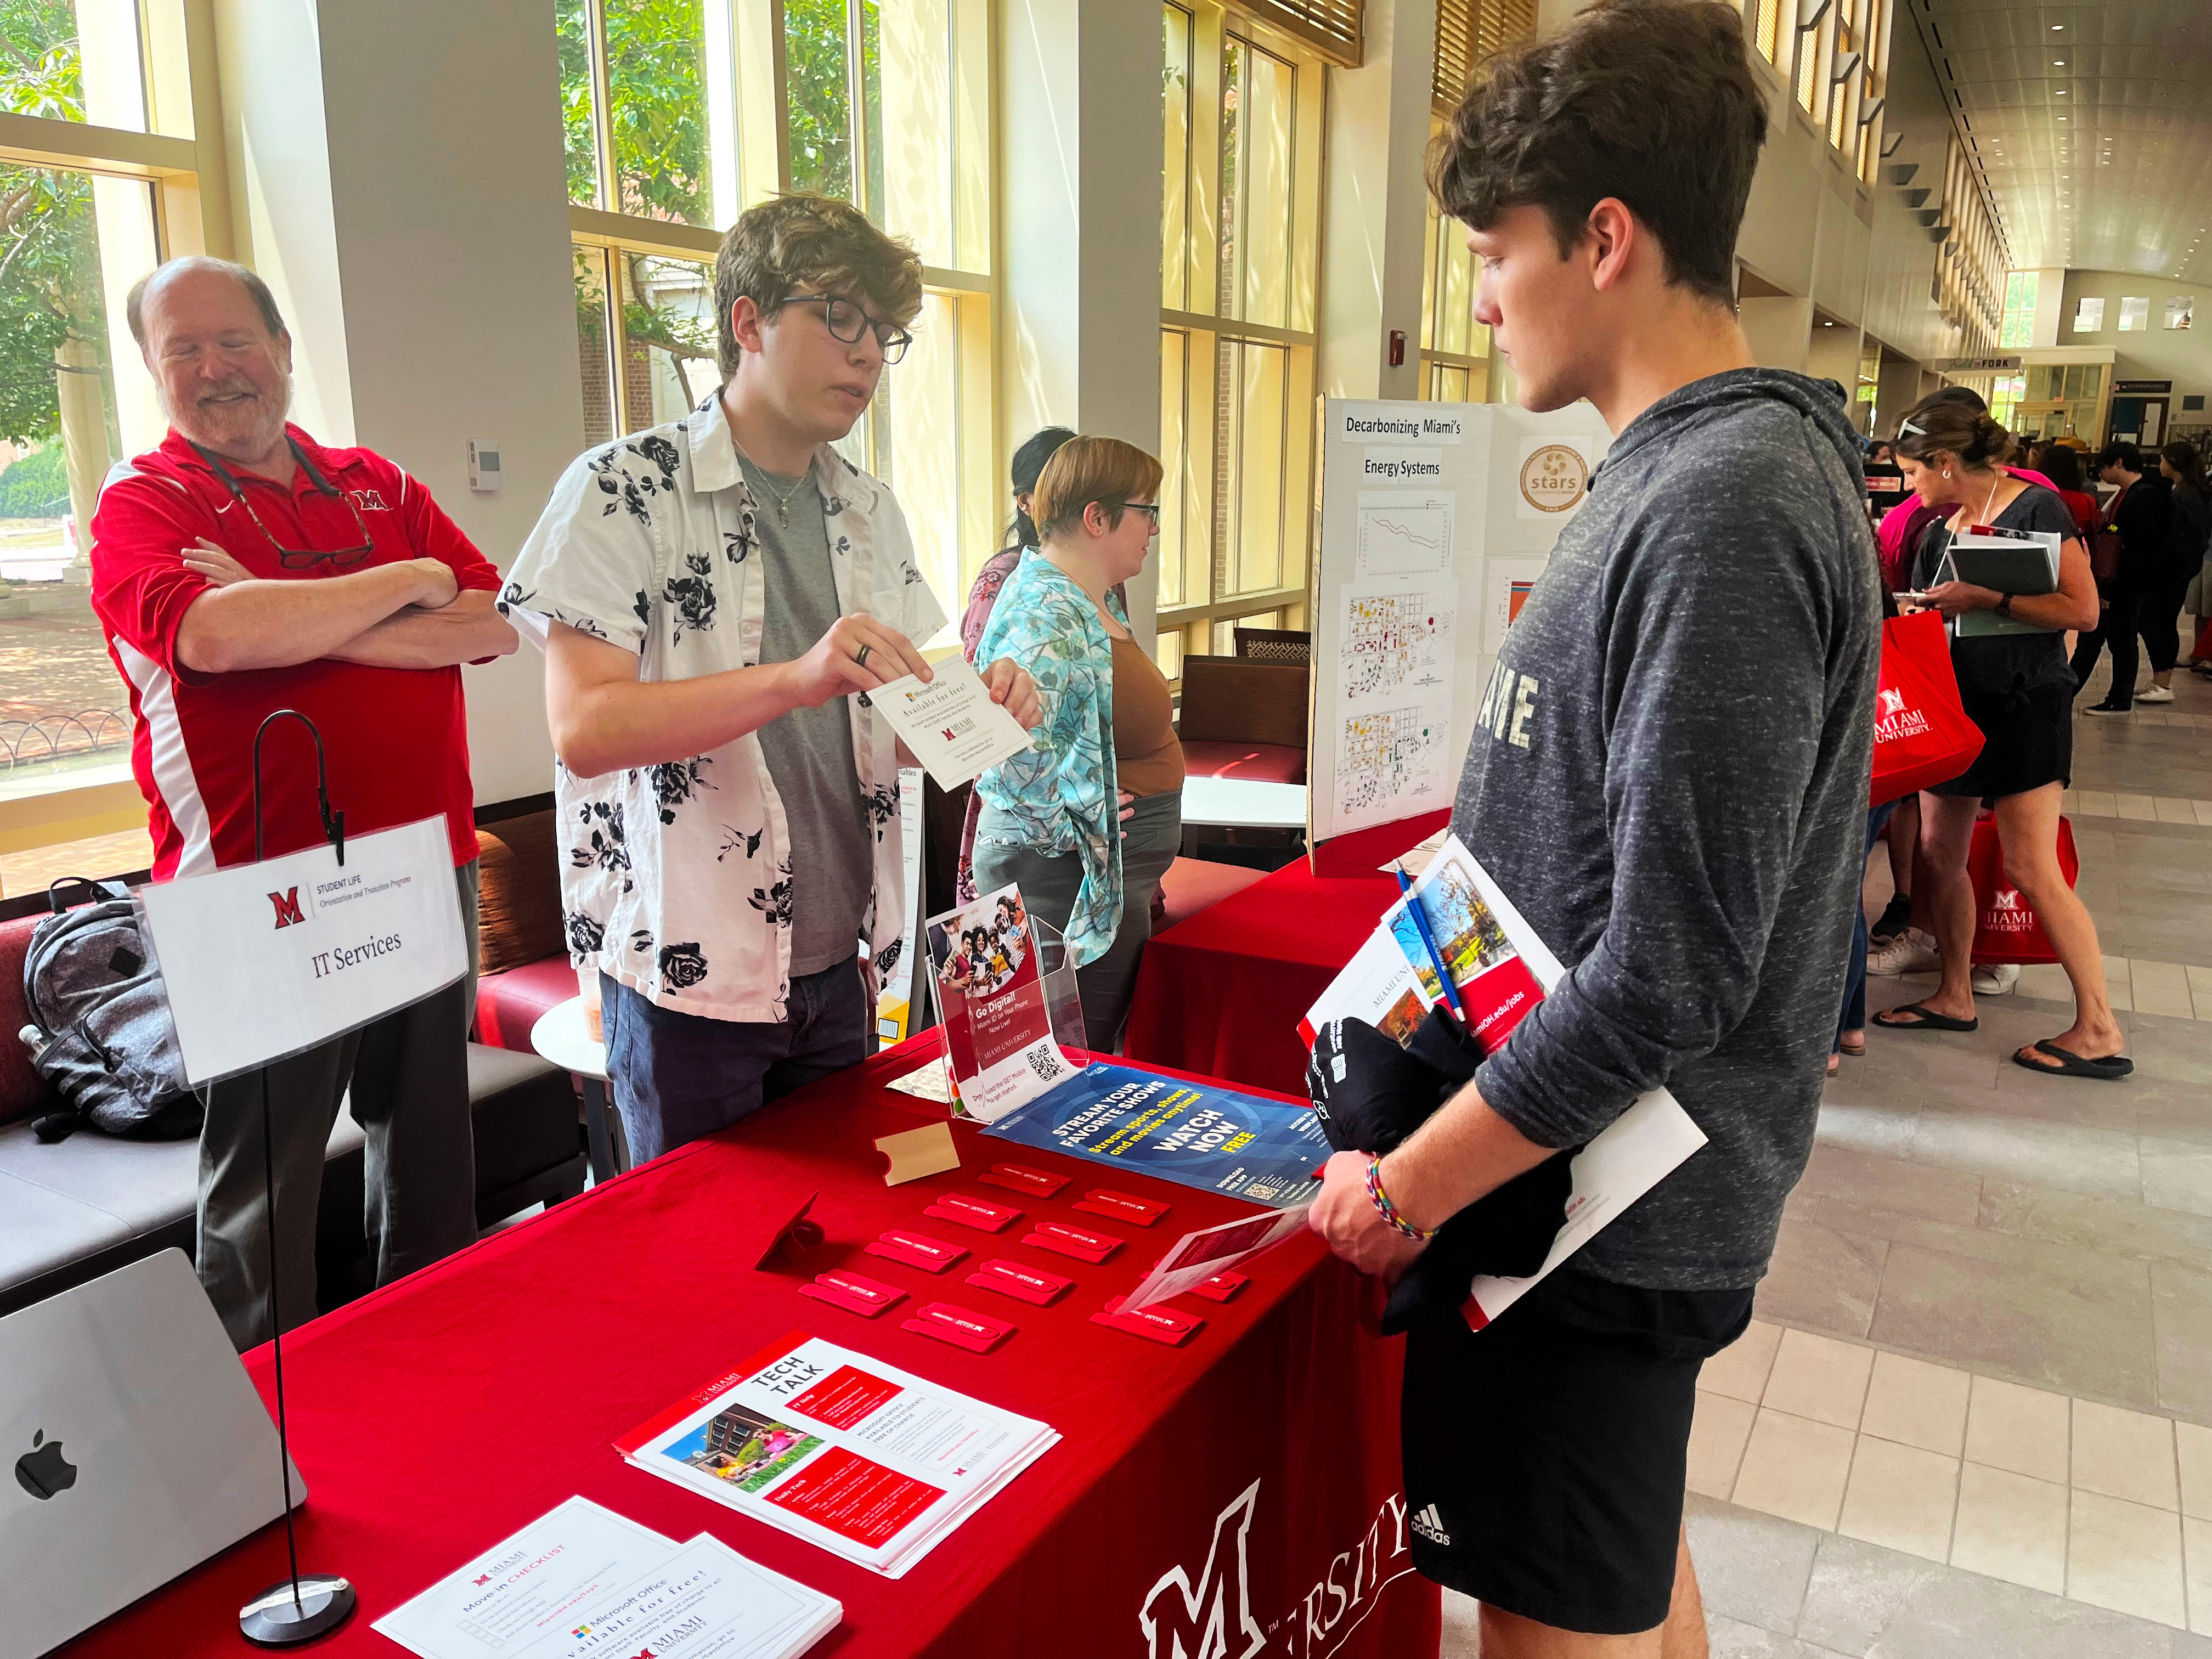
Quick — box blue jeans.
[1837,803,1897,1051]
[600,958,869,1163]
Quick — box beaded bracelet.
[1363,1153,1435,1242]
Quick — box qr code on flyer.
[1025,1046,1065,1086]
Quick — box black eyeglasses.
[1108,502,1162,526]
[191,437,376,569]
[776,293,912,364]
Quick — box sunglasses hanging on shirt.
[190,436,377,569]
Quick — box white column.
[1000,0,1164,642]
[206,0,583,805]
[1318,0,1437,404]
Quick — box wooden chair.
[1176,654,1308,752]
[1233,627,1312,666]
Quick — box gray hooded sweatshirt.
[1452,368,1882,1291]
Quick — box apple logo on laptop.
[14,1430,76,1500]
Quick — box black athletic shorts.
[1401,1267,1753,1636]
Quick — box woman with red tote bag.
[1868,395,2130,1080]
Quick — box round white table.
[529,996,625,1184]
[1179,775,1308,831]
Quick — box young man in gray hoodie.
[1308,2,1881,1653]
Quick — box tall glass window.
[560,0,994,629]
[1157,1,1323,680]
[0,0,221,890]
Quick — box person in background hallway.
[1872,394,2126,1079]
[959,426,1080,658]
[2038,441,2102,545]
[1872,385,2052,594]
[953,426,1126,907]
[2072,441,2176,715]
[1312,4,1880,1652]
[90,256,517,1348]
[2157,442,2211,677]
[971,437,1181,1053]
[504,194,1039,1164]
[1835,573,1902,1075]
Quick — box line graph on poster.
[1355,490,1455,577]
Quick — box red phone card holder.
[1073,1189,1167,1227]
[967,1258,1074,1307]
[1024,1220,1123,1264]
[865,1229,969,1273]
[1185,1272,1248,1303]
[1092,1296,1204,1347]
[924,1193,1023,1234]
[904,1301,1015,1354]
[797,1269,906,1318]
[978,1163,1070,1198]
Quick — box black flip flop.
[1872,1001,1979,1033]
[2013,1040,2133,1081]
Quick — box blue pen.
[1397,867,1466,1027]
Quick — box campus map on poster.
[984,1062,1328,1209]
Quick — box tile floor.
[1440,664,2212,1654]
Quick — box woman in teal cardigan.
[972,436,1184,1051]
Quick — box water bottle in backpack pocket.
[20,877,200,1143]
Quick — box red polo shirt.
[90,425,500,879]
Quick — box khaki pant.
[195,861,480,1350]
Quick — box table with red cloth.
[1124,860,1402,1097]
[65,1036,1437,1659]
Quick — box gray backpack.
[21,879,200,1143]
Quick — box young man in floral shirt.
[504,195,1037,1161]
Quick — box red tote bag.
[1969,815,2081,966]
[1869,610,1984,807]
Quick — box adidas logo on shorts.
[1410,1503,1452,1547]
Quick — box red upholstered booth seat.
[475,955,585,1054]
[0,914,53,1125]
[1178,740,1307,784]
[1158,855,1269,928]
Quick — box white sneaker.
[1867,928,1940,975]
[2137,684,2175,704]
[1972,963,2021,995]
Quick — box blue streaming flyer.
[981,1062,1326,1209]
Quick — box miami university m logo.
[1139,1480,1265,1659]
[268,888,304,929]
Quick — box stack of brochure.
[376,1496,839,1659]
[614,1331,1059,1578]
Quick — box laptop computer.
[3,1249,300,1658]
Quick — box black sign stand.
[238,710,356,1647]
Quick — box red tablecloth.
[65,1038,1436,1659]
[1124,861,1402,1097]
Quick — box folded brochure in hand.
[1301,834,1708,1329]
[373,1495,839,1659]
[867,654,1033,789]
[614,1331,1058,1578]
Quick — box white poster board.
[1307,399,1612,848]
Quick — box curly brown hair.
[713,194,923,380]
[1427,0,1766,306]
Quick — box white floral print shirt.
[501,392,948,1023]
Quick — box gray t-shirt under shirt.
[748,458,872,977]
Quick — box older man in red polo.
[90,255,516,1348]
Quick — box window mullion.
[586,0,617,212]
[845,0,870,218]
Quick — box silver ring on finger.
[855,643,872,669]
